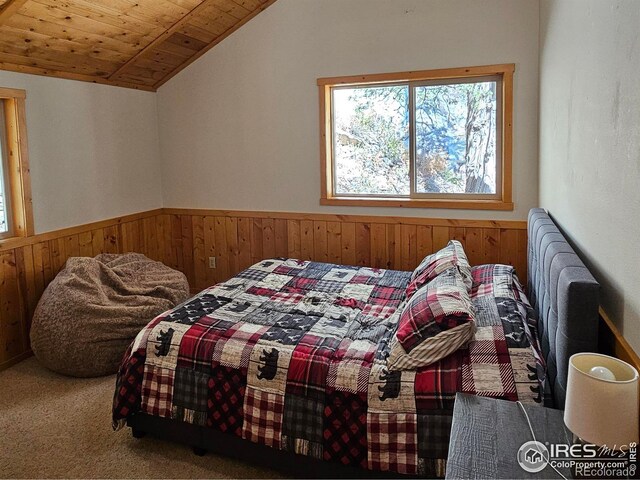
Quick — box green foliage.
[334,85,409,195]
[334,80,497,196]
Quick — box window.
[318,65,514,210]
[0,88,33,241]
[0,103,9,234]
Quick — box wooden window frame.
[317,64,514,211]
[0,87,33,241]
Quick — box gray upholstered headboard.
[527,208,600,408]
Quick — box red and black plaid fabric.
[367,412,419,474]
[405,240,473,299]
[414,352,463,411]
[212,322,270,369]
[177,321,223,371]
[141,365,175,418]
[246,285,278,297]
[207,365,246,436]
[113,258,545,476]
[461,325,518,400]
[323,390,368,468]
[286,334,340,399]
[395,268,475,353]
[111,347,145,423]
[242,386,285,448]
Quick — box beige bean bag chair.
[30,253,190,377]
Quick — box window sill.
[320,197,514,211]
[0,231,31,251]
[0,231,16,241]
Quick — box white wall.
[539,1,640,351]
[3,0,636,350]
[157,0,539,220]
[2,0,637,351]
[0,70,162,233]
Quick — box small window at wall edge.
[0,87,33,241]
[317,64,514,211]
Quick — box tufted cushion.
[389,268,476,370]
[405,240,472,299]
[527,208,599,407]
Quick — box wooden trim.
[1,92,34,241]
[317,64,516,87]
[0,62,157,92]
[318,64,516,211]
[319,84,331,201]
[109,0,216,80]
[153,0,279,89]
[502,67,514,204]
[13,97,33,236]
[599,307,640,373]
[0,0,28,26]
[0,87,26,99]
[320,197,514,211]
[161,208,527,229]
[0,208,162,252]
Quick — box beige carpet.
[0,357,283,479]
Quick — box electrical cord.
[517,401,568,480]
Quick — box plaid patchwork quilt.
[113,259,544,477]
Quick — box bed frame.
[127,208,600,476]
[527,208,599,408]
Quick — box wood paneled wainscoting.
[160,209,528,293]
[0,208,528,371]
[0,209,163,371]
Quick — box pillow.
[405,240,472,299]
[388,267,476,370]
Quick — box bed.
[112,208,599,478]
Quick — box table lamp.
[564,352,639,449]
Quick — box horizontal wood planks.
[0,208,528,371]
[0,0,278,90]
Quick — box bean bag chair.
[30,253,190,377]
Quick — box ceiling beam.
[0,60,157,92]
[0,0,276,90]
[0,0,28,25]
[108,0,216,80]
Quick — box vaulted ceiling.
[0,0,276,91]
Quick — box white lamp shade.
[564,353,639,449]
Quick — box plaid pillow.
[405,240,472,299]
[388,268,476,370]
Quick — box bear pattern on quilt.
[113,259,544,477]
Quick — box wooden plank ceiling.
[0,0,276,91]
